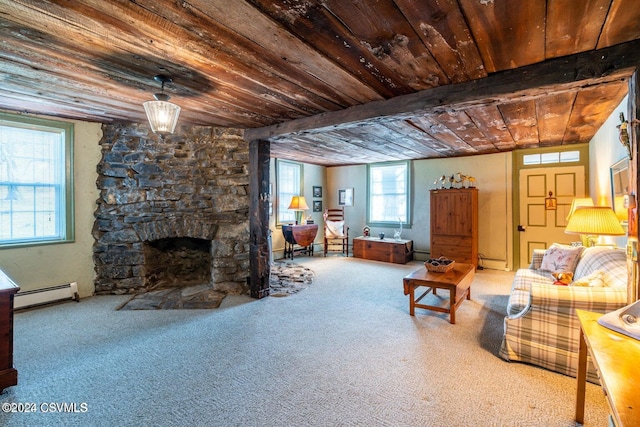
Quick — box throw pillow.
[540,244,583,273]
[551,271,573,286]
[571,270,607,287]
[325,220,344,238]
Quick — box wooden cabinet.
[353,237,413,264]
[430,188,478,268]
[0,270,19,392]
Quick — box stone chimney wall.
[92,124,250,295]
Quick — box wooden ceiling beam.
[246,39,640,142]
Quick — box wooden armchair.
[323,208,349,257]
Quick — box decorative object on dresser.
[323,207,349,257]
[0,270,19,392]
[282,224,318,259]
[430,188,479,268]
[353,236,413,264]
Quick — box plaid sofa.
[499,246,628,383]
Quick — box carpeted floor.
[0,257,610,426]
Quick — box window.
[0,113,74,247]
[367,161,410,226]
[523,150,580,165]
[276,160,302,225]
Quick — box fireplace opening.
[144,237,212,290]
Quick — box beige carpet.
[1,257,610,426]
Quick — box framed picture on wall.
[313,200,322,212]
[313,186,322,198]
[338,188,353,206]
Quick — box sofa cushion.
[573,247,627,288]
[539,244,583,273]
[570,270,605,287]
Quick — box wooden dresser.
[0,269,19,392]
[430,188,478,268]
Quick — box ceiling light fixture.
[143,75,181,135]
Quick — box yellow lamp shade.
[565,206,625,236]
[288,196,309,211]
[566,197,594,221]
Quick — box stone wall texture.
[93,123,250,295]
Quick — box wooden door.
[518,166,586,266]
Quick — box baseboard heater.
[14,282,80,310]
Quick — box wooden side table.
[575,309,640,426]
[0,269,19,392]
[402,263,474,324]
[282,224,318,259]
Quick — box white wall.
[589,95,630,248]
[0,117,102,298]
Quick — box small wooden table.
[575,309,640,427]
[282,224,318,259]
[403,263,474,324]
[353,236,413,264]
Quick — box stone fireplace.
[144,237,212,290]
[93,124,250,296]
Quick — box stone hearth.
[269,261,314,296]
[118,285,226,310]
[116,260,313,309]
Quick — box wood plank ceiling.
[0,0,639,166]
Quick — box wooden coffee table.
[403,263,475,324]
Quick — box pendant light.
[143,75,181,135]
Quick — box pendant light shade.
[144,75,181,135]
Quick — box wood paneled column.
[249,138,271,299]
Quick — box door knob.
[517,225,526,232]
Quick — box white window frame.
[276,159,302,226]
[367,160,411,227]
[0,113,74,247]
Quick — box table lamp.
[566,197,594,221]
[288,196,309,225]
[565,206,625,247]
